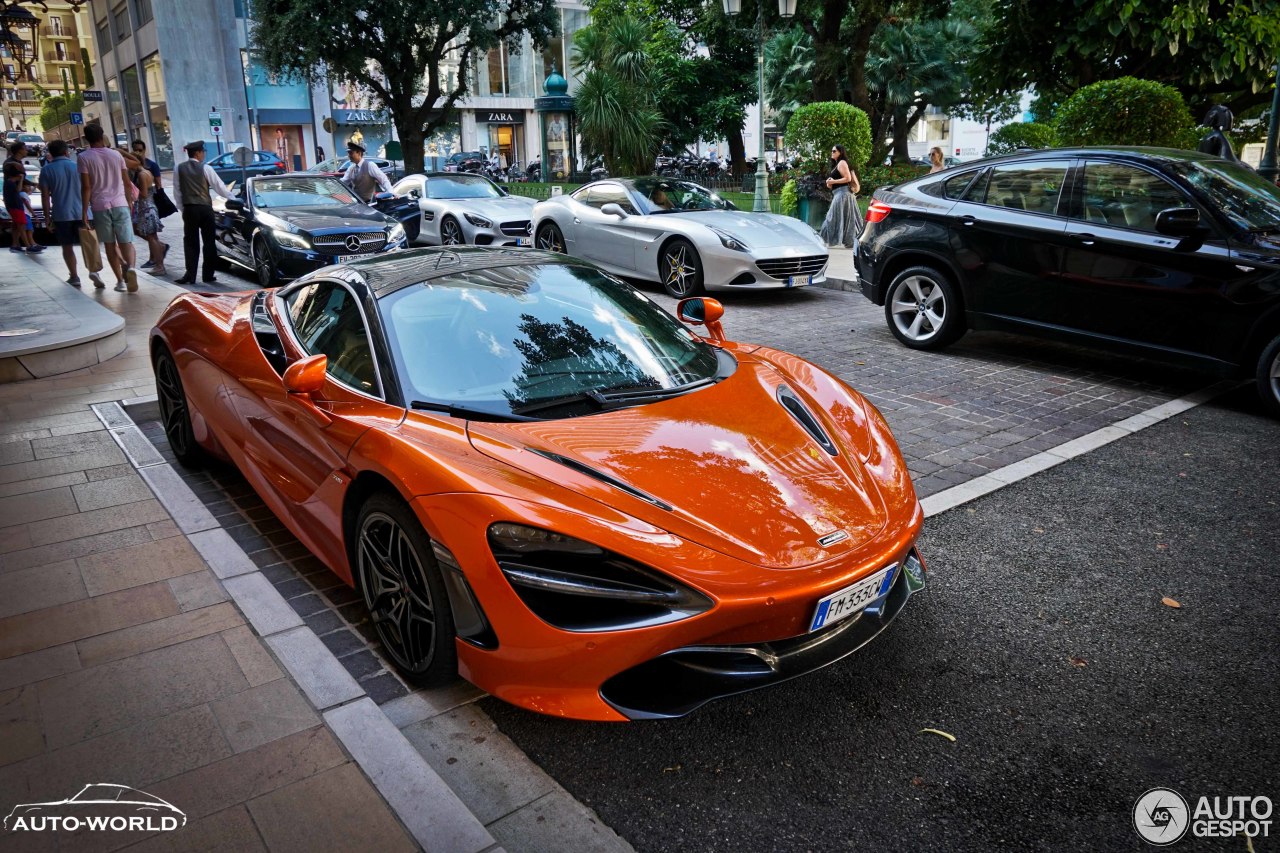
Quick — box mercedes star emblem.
[344,234,363,253]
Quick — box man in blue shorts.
[41,139,104,288]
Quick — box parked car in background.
[207,149,287,183]
[855,146,1280,416]
[149,247,927,720]
[533,177,829,298]
[211,174,407,287]
[444,151,485,172]
[16,133,44,156]
[392,172,535,247]
[308,156,404,185]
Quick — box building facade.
[0,1,98,137]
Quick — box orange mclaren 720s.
[150,247,927,721]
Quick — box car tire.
[440,216,465,246]
[253,235,278,289]
[536,222,565,253]
[660,238,705,298]
[355,492,458,685]
[884,265,965,350]
[1256,333,1280,418]
[152,345,204,468]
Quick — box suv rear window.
[982,161,1070,215]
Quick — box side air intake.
[776,385,839,457]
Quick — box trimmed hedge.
[784,102,873,175]
[986,121,1057,156]
[1054,77,1195,148]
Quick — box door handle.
[955,215,976,226]
[1071,232,1096,246]
[573,217,581,225]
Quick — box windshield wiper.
[410,400,531,422]
[509,378,714,417]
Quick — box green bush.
[1054,77,1195,148]
[779,179,799,216]
[986,122,1057,156]
[859,163,929,191]
[784,101,872,175]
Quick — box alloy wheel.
[155,353,191,458]
[440,218,463,246]
[358,511,438,672]
[662,241,702,297]
[890,275,947,342]
[536,224,564,253]
[254,238,277,288]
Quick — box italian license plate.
[787,274,811,287]
[516,237,532,247]
[809,564,897,632]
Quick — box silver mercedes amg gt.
[531,177,829,297]
[392,173,536,247]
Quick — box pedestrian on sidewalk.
[120,148,167,276]
[5,141,37,248]
[928,146,945,173]
[819,144,862,249]
[172,140,234,285]
[78,124,138,292]
[4,161,43,254]
[39,139,105,287]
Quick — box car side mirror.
[225,199,245,211]
[676,297,726,343]
[1154,207,1205,237]
[283,354,332,424]
[600,203,628,219]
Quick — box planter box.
[804,197,830,230]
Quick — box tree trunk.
[396,116,426,176]
[727,128,746,177]
[891,109,913,162]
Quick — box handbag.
[79,226,103,273]
[153,186,177,219]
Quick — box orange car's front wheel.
[355,493,458,684]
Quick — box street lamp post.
[721,0,796,213]
[1258,62,1280,184]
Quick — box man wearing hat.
[341,141,391,202]
[172,140,234,284]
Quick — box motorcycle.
[526,157,541,182]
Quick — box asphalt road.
[480,386,1280,852]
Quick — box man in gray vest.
[341,141,391,202]
[172,140,234,284]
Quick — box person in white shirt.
[341,141,391,202]
[172,140,235,284]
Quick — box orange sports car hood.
[466,359,889,569]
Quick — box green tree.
[985,121,1056,156]
[572,14,665,175]
[784,101,872,174]
[977,0,1280,115]
[251,0,558,175]
[764,28,815,133]
[1054,77,1195,147]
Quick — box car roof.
[938,146,1224,170]
[342,247,589,296]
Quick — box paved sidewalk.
[0,257,420,852]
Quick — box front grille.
[500,220,532,237]
[312,231,388,254]
[756,255,827,280]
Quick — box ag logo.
[1134,788,1190,846]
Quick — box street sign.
[209,111,223,136]
[232,146,254,167]
[69,112,83,125]
[83,90,102,102]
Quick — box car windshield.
[252,177,357,209]
[633,178,731,214]
[426,175,502,200]
[382,263,722,419]
[1170,159,1280,232]
[451,152,484,162]
[19,135,42,144]
[72,785,125,802]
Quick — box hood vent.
[777,385,839,457]
[527,449,674,511]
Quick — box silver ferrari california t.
[532,177,829,297]
[392,172,536,247]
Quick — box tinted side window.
[984,161,1070,215]
[942,170,981,199]
[1080,162,1189,232]
[285,282,379,395]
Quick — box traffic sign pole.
[209,109,223,156]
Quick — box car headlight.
[464,212,493,228]
[487,523,711,632]
[710,227,749,252]
[388,223,406,243]
[272,229,311,250]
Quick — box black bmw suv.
[855,147,1280,416]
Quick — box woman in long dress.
[819,144,862,248]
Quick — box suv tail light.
[866,201,892,223]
